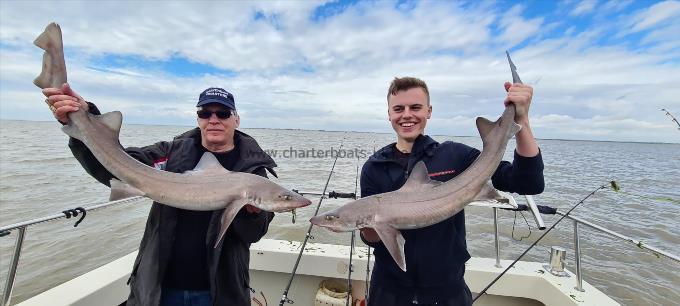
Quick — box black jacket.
[69,104,277,306]
[360,134,544,302]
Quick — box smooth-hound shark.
[311,54,523,271]
[33,23,311,246]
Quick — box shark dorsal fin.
[400,161,439,191]
[476,117,495,140]
[98,111,123,135]
[476,115,522,142]
[194,152,229,172]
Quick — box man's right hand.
[42,83,88,124]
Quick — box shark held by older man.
[33,22,311,246]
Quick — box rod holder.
[544,246,570,277]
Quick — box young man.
[360,77,544,306]
[44,85,276,306]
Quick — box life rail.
[1,194,678,306]
[0,196,146,306]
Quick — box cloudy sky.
[1,0,679,143]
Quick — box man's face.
[197,104,239,148]
[388,87,432,143]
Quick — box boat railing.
[1,194,678,305]
[0,196,146,306]
[490,195,680,293]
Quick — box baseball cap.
[196,87,236,110]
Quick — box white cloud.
[1,1,679,143]
[498,5,544,48]
[570,0,598,16]
[630,0,680,32]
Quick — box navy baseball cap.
[197,87,236,110]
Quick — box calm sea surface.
[0,120,678,305]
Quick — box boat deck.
[17,238,619,306]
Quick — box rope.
[510,211,532,242]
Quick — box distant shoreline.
[2,119,678,145]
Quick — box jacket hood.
[369,134,438,163]
[174,127,278,177]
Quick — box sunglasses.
[197,109,233,119]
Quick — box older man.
[44,84,276,306]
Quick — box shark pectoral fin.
[97,111,123,136]
[62,123,83,141]
[109,179,145,201]
[213,199,248,248]
[474,182,502,202]
[375,224,407,271]
[400,161,439,192]
[194,152,231,173]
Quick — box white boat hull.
[17,239,619,306]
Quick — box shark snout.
[309,215,323,225]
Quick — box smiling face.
[197,103,240,152]
[388,87,432,148]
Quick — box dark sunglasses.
[197,109,233,119]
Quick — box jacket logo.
[153,157,168,170]
[428,169,455,177]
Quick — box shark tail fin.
[33,52,53,89]
[33,23,61,49]
[109,179,145,201]
[33,23,65,89]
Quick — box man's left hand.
[245,204,261,214]
[504,82,533,124]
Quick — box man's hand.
[504,82,539,157]
[504,82,532,124]
[42,83,88,124]
[245,204,261,214]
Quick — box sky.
[1,0,679,143]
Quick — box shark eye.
[325,215,338,221]
[281,194,292,201]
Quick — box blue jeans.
[160,289,211,306]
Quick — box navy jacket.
[360,134,544,302]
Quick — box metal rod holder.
[573,220,584,292]
[3,226,26,306]
[525,195,546,230]
[493,207,502,268]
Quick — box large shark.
[33,23,311,245]
[310,101,521,271]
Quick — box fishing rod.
[472,181,619,303]
[345,157,361,306]
[278,138,347,306]
[660,109,680,130]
